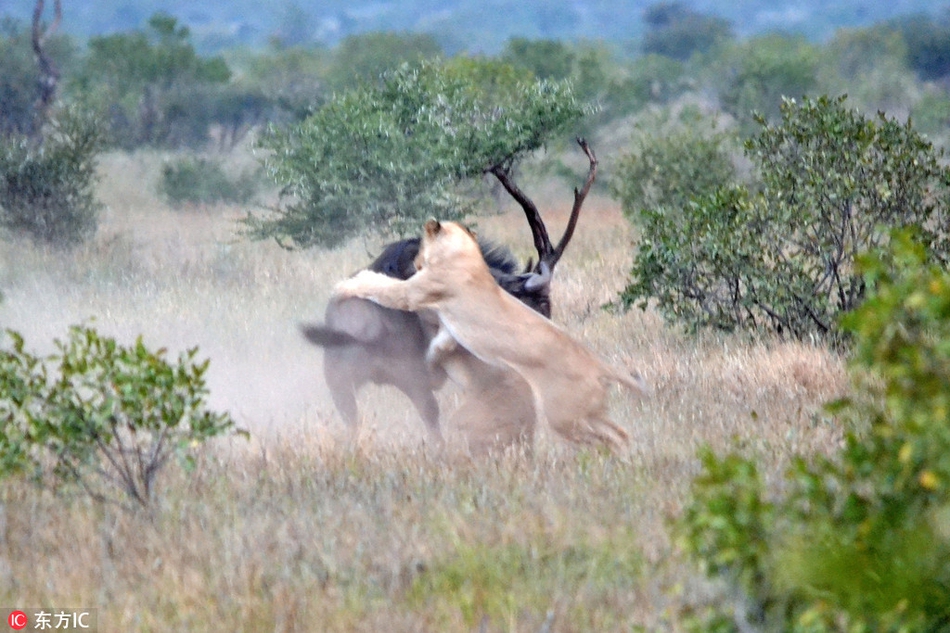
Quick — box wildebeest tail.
[299,323,360,347]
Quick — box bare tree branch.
[552,138,597,264]
[488,162,553,263]
[487,138,598,273]
[31,0,62,138]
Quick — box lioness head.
[416,220,482,271]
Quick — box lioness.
[333,220,647,451]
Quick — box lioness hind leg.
[452,370,536,456]
[553,415,628,452]
[544,401,629,452]
[426,327,458,368]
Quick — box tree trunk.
[30,0,62,140]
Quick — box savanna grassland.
[0,147,848,631]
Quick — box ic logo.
[7,610,27,630]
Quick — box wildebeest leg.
[324,354,360,430]
[397,373,443,442]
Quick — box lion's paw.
[333,270,386,299]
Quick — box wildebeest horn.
[523,261,551,291]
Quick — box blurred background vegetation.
[2,0,947,53]
[4,0,950,154]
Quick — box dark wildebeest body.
[300,237,549,440]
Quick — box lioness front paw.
[333,270,376,298]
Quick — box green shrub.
[621,95,950,343]
[73,13,232,149]
[641,2,733,62]
[0,325,242,508]
[609,111,737,219]
[715,34,820,130]
[612,54,691,111]
[0,105,105,246]
[676,230,950,631]
[911,90,950,139]
[159,156,258,206]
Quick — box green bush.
[160,156,259,206]
[641,2,734,62]
[676,230,950,631]
[715,34,820,130]
[887,14,950,82]
[73,13,232,149]
[0,325,241,508]
[324,31,443,92]
[611,54,691,111]
[609,111,737,219]
[0,105,105,247]
[911,90,950,140]
[248,59,586,249]
[818,26,918,117]
[621,95,950,343]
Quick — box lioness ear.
[424,219,441,236]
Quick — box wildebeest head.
[368,227,554,317]
[369,237,421,279]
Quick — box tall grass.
[0,148,847,631]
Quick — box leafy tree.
[159,156,260,206]
[886,14,950,81]
[0,105,106,247]
[0,325,241,509]
[324,31,443,92]
[610,110,737,218]
[912,90,950,142]
[642,1,733,61]
[618,54,690,108]
[248,59,586,249]
[716,34,820,129]
[818,26,918,116]
[822,25,908,81]
[237,43,330,123]
[676,231,950,631]
[620,95,950,343]
[499,37,640,135]
[73,13,232,147]
[501,37,576,81]
[271,2,316,48]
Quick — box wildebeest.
[302,138,597,449]
[300,236,549,440]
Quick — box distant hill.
[3,0,947,53]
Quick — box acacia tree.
[246,58,587,249]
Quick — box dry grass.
[0,149,848,631]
